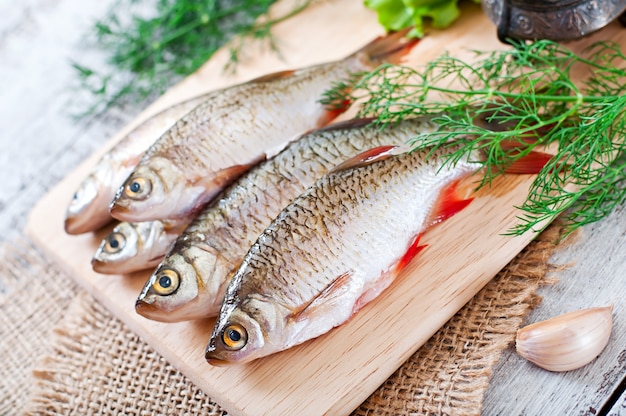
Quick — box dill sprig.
[72,0,311,115]
[322,40,626,236]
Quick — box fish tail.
[502,151,553,174]
[356,28,420,66]
[318,31,419,124]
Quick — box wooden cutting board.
[25,1,626,415]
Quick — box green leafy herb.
[322,40,626,236]
[365,0,479,38]
[73,0,311,115]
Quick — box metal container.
[482,0,626,42]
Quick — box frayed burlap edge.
[3,222,567,415]
[23,292,227,415]
[352,223,567,416]
[0,239,79,415]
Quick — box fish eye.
[124,177,152,200]
[152,269,180,296]
[221,324,248,351]
[103,232,126,253]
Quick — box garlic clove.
[515,305,613,372]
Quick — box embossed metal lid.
[482,0,626,42]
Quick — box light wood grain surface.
[4,0,626,415]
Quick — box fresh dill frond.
[322,40,626,236]
[72,0,312,116]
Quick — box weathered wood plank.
[608,386,626,416]
[0,0,137,247]
[482,203,626,415]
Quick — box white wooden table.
[1,0,625,414]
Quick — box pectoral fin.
[316,98,353,127]
[121,154,144,168]
[329,145,399,174]
[290,270,355,323]
[199,155,266,190]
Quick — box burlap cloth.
[0,223,566,415]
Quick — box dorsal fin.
[329,145,399,174]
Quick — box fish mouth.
[134,299,171,323]
[109,203,130,221]
[64,216,86,235]
[204,350,230,366]
[135,299,156,318]
[65,215,106,235]
[206,357,229,366]
[91,258,117,275]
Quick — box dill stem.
[335,39,626,235]
[422,85,608,104]
[255,0,311,28]
[123,3,256,67]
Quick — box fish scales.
[205,120,557,364]
[142,63,362,177]
[206,144,482,363]
[181,123,393,259]
[111,31,419,223]
[185,121,432,258]
[227,145,479,324]
[136,117,437,322]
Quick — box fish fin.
[121,153,144,168]
[356,28,420,66]
[502,151,552,174]
[329,145,399,174]
[315,29,422,127]
[395,234,427,274]
[315,117,377,133]
[316,98,353,127]
[425,177,475,228]
[290,270,354,323]
[249,69,296,83]
[353,237,426,313]
[199,154,266,189]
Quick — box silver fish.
[64,93,215,234]
[110,31,419,223]
[205,143,483,364]
[135,117,438,322]
[91,218,189,275]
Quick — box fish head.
[65,172,112,234]
[91,221,166,275]
[205,293,286,365]
[135,244,231,322]
[110,157,197,222]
